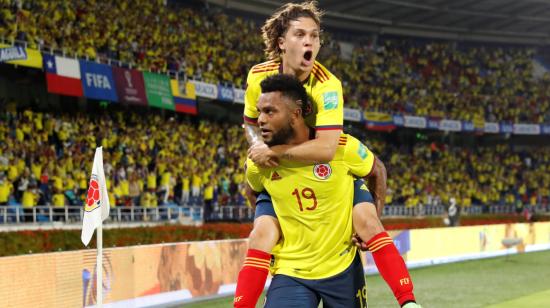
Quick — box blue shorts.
[254,178,374,220]
[264,252,367,308]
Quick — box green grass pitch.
[181,250,550,307]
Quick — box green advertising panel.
[142,72,174,110]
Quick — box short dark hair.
[260,74,309,116]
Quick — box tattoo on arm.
[281,153,294,160]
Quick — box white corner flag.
[81,147,110,245]
[82,147,110,307]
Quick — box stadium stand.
[0,107,249,219]
[363,137,549,211]
[1,0,549,123]
[0,1,548,223]
[1,106,548,215]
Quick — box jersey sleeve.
[245,158,265,192]
[343,135,376,178]
[313,78,344,130]
[244,70,261,125]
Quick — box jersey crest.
[313,163,332,180]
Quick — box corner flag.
[81,147,110,246]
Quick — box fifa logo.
[125,71,133,88]
[399,278,410,286]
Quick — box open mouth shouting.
[302,50,313,67]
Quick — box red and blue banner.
[80,60,118,102]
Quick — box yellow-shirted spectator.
[65,176,76,191]
[385,193,393,205]
[147,172,157,190]
[161,171,171,187]
[22,189,38,208]
[52,192,66,208]
[204,183,214,202]
[181,175,190,205]
[52,175,63,191]
[16,159,26,174]
[15,127,24,142]
[119,179,130,197]
[141,189,158,208]
[0,179,12,205]
[8,164,19,182]
[462,196,472,207]
[191,172,202,199]
[113,184,123,206]
[109,192,116,208]
[31,162,42,179]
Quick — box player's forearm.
[272,139,334,164]
[273,131,340,164]
[243,123,263,146]
[366,156,387,217]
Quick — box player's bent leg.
[352,179,417,307]
[248,215,280,252]
[351,178,384,241]
[352,202,384,241]
[234,192,280,308]
[264,274,320,308]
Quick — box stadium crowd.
[0,106,548,212]
[1,0,549,123]
[364,138,550,211]
[0,106,249,213]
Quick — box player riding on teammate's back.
[235,2,420,308]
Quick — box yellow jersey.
[246,134,375,279]
[0,181,12,203]
[52,193,65,208]
[22,190,38,208]
[147,173,157,189]
[244,60,344,131]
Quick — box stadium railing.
[0,204,546,224]
[0,205,204,224]
[383,204,548,216]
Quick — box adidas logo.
[271,171,282,181]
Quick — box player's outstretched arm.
[365,156,387,217]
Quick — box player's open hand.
[248,143,279,168]
[351,233,369,251]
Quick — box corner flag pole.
[81,147,110,307]
[97,221,103,307]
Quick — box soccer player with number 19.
[235,2,419,308]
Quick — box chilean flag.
[43,54,83,97]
